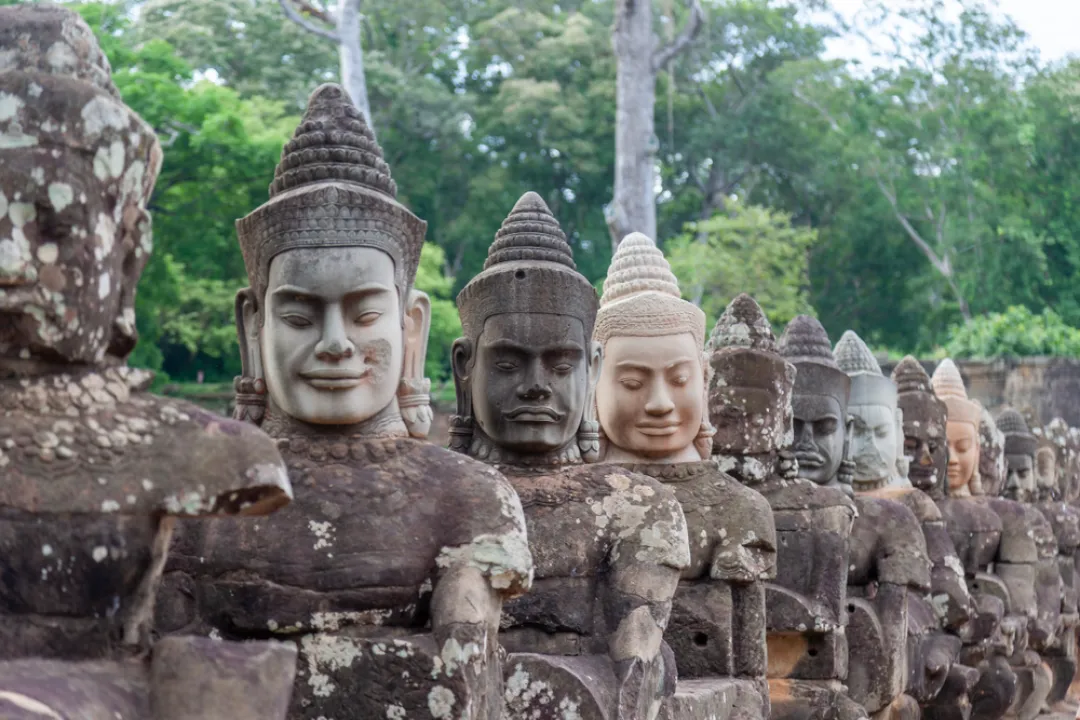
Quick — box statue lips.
[795,451,825,469]
[300,367,369,390]
[506,406,563,423]
[635,422,681,437]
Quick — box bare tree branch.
[652,0,705,72]
[792,83,843,133]
[279,0,339,42]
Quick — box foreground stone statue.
[452,196,689,720]
[836,340,970,718]
[709,302,861,720]
[0,5,298,717]
[994,408,1060,720]
[593,235,776,720]
[159,84,533,720]
[824,334,931,720]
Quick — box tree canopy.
[42,0,1080,385]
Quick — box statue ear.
[451,337,474,419]
[235,287,262,381]
[398,290,433,438]
[578,340,604,463]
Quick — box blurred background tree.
[26,0,1080,391]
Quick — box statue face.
[849,403,900,489]
[0,105,155,365]
[259,246,403,425]
[792,394,846,485]
[945,421,978,494]
[1004,453,1035,502]
[902,401,948,494]
[596,333,704,461]
[1035,448,1057,499]
[470,312,590,453]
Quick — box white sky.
[823,0,1080,66]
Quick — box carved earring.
[398,378,432,440]
[693,355,715,459]
[233,376,267,425]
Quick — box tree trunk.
[609,0,659,251]
[337,0,372,128]
[607,0,704,252]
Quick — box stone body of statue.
[788,328,931,720]
[451,197,689,720]
[709,301,862,720]
[0,5,298,717]
[836,339,969,718]
[1039,419,1080,714]
[1031,421,1080,716]
[157,84,533,720]
[929,360,1032,720]
[993,408,1061,720]
[592,236,777,720]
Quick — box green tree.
[667,200,814,328]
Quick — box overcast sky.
[822,0,1080,66]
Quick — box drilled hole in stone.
[515,270,526,279]
[693,632,709,647]
[808,648,819,658]
[847,603,856,614]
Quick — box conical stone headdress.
[236,84,426,304]
[931,359,981,428]
[891,356,934,395]
[777,315,850,409]
[707,294,794,454]
[456,192,597,339]
[593,233,705,347]
[834,330,896,407]
[998,408,1037,457]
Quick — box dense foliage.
[38,0,1080,384]
[945,307,1080,359]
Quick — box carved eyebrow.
[542,345,585,355]
[271,283,391,302]
[486,340,531,354]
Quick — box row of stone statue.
[0,5,1076,720]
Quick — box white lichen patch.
[47,182,73,212]
[81,95,128,138]
[438,636,483,678]
[300,633,365,699]
[92,546,108,563]
[427,686,456,719]
[435,531,532,592]
[0,92,24,122]
[308,520,334,551]
[386,705,406,720]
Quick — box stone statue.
[158,84,533,720]
[1032,419,1080,715]
[592,235,777,719]
[994,408,1061,720]
[777,316,854,496]
[835,341,970,718]
[827,335,932,720]
[0,4,297,717]
[710,299,862,720]
[452,196,690,720]
[833,331,907,491]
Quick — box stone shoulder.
[0,370,290,517]
[869,486,942,523]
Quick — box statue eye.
[552,363,574,374]
[620,378,643,391]
[670,375,689,387]
[281,314,313,328]
[495,361,518,372]
[355,311,382,326]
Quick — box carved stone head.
[706,293,795,484]
[0,5,162,369]
[998,414,1035,501]
[234,84,432,435]
[777,315,851,488]
[997,408,1037,503]
[978,406,1008,497]
[452,192,601,465]
[593,233,711,463]
[1060,422,1080,503]
[932,359,982,498]
[834,330,905,492]
[892,357,948,497]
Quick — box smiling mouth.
[301,368,368,390]
[506,407,562,422]
[795,453,824,468]
[636,424,680,437]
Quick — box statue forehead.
[478,312,586,348]
[849,403,895,424]
[605,332,700,363]
[266,246,395,291]
[1007,453,1033,468]
[946,420,978,440]
[792,393,842,419]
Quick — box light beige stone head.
[931,358,981,498]
[593,233,712,463]
[233,84,432,435]
[834,330,906,491]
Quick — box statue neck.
[602,444,701,465]
[465,426,582,470]
[261,398,409,440]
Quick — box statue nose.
[520,383,551,400]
